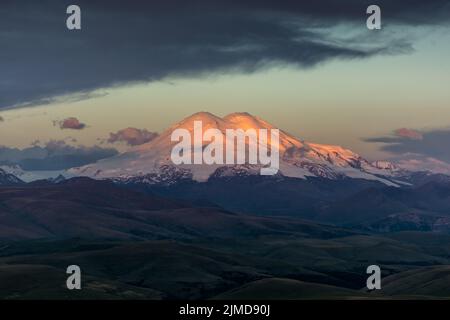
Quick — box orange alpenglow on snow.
[70,112,399,186]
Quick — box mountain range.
[69,112,404,186]
[3,112,450,229]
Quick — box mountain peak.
[179,111,222,123]
[0,168,24,185]
[223,112,282,135]
[223,112,254,119]
[72,111,399,186]
[167,112,226,132]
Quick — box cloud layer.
[366,127,450,168]
[1,0,449,109]
[108,128,158,146]
[0,140,118,170]
[394,154,450,174]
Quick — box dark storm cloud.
[0,140,118,170]
[365,128,450,163]
[1,0,449,109]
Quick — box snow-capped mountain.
[0,165,68,183]
[0,167,24,185]
[371,160,400,171]
[71,112,400,186]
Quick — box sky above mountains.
[1,0,450,170]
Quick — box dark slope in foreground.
[381,266,450,298]
[1,178,450,299]
[1,233,450,299]
[214,278,362,300]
